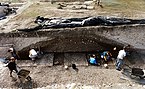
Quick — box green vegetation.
[19,3,57,18]
[93,0,145,18]
[102,0,145,10]
[2,0,145,19]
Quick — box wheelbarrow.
[17,69,32,83]
[16,68,33,89]
[0,58,32,82]
[122,64,145,79]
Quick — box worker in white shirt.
[29,49,38,61]
[116,47,127,71]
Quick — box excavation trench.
[17,36,124,66]
[0,25,145,66]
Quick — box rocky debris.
[57,1,96,10]
[0,1,32,32]
[1,59,145,89]
[36,83,98,89]
[57,0,103,10]
[0,4,16,20]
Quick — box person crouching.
[29,49,38,61]
[88,54,100,66]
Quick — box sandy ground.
[0,58,145,89]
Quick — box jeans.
[116,58,124,71]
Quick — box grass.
[18,2,59,19]
[92,0,145,18]
[102,0,145,12]
[4,0,145,20]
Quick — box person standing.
[7,57,18,77]
[116,47,127,71]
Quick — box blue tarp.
[0,58,8,64]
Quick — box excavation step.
[35,53,54,66]
[63,53,88,66]
[16,52,117,68]
[17,53,54,67]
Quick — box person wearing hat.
[7,57,18,77]
[8,47,20,60]
[116,46,127,71]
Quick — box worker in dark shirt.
[7,57,18,77]
[8,47,20,60]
